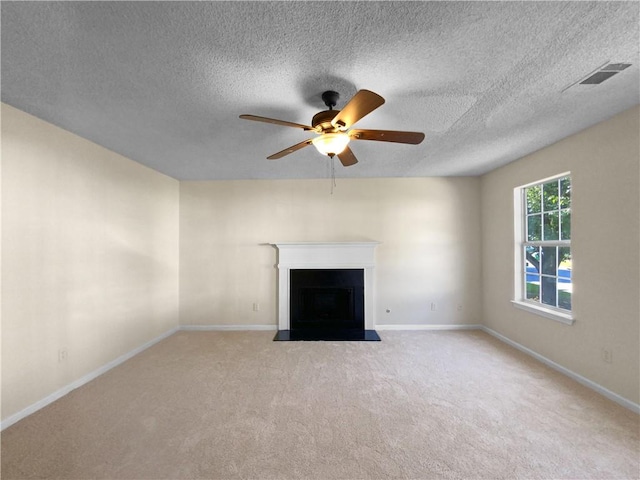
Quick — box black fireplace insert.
[291,269,364,330]
[274,268,380,341]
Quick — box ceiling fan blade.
[267,138,314,160]
[331,90,385,130]
[349,129,425,145]
[240,114,315,131]
[337,146,358,167]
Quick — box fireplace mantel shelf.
[272,241,381,246]
[271,242,379,330]
[272,242,380,269]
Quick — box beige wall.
[179,178,482,327]
[1,104,180,420]
[481,106,640,403]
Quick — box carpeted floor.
[1,330,638,479]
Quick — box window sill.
[511,300,575,325]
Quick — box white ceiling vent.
[563,62,632,93]
[580,63,631,84]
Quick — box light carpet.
[1,330,638,479]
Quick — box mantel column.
[277,266,291,331]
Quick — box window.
[514,174,573,324]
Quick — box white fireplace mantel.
[272,242,379,331]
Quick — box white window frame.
[512,173,575,325]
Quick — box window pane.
[561,209,571,240]
[527,214,542,241]
[543,212,559,240]
[525,246,540,273]
[541,247,557,275]
[543,181,559,211]
[526,276,540,300]
[558,247,572,311]
[541,276,557,307]
[558,290,572,310]
[526,185,541,214]
[560,177,571,208]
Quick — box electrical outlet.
[430,302,437,311]
[58,348,68,362]
[457,304,463,311]
[253,302,260,312]
[601,348,613,364]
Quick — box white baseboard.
[180,324,277,331]
[1,327,179,431]
[481,326,640,414]
[376,324,482,331]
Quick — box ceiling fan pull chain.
[330,155,337,195]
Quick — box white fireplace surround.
[272,242,379,331]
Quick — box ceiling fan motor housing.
[312,91,344,132]
[312,110,341,132]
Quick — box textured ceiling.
[2,1,638,180]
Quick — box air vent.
[580,71,618,85]
[562,61,633,93]
[580,63,631,85]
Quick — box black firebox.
[290,269,364,331]
[273,268,380,341]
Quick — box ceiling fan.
[239,90,425,167]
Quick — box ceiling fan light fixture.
[312,132,350,156]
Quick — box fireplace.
[271,242,380,341]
